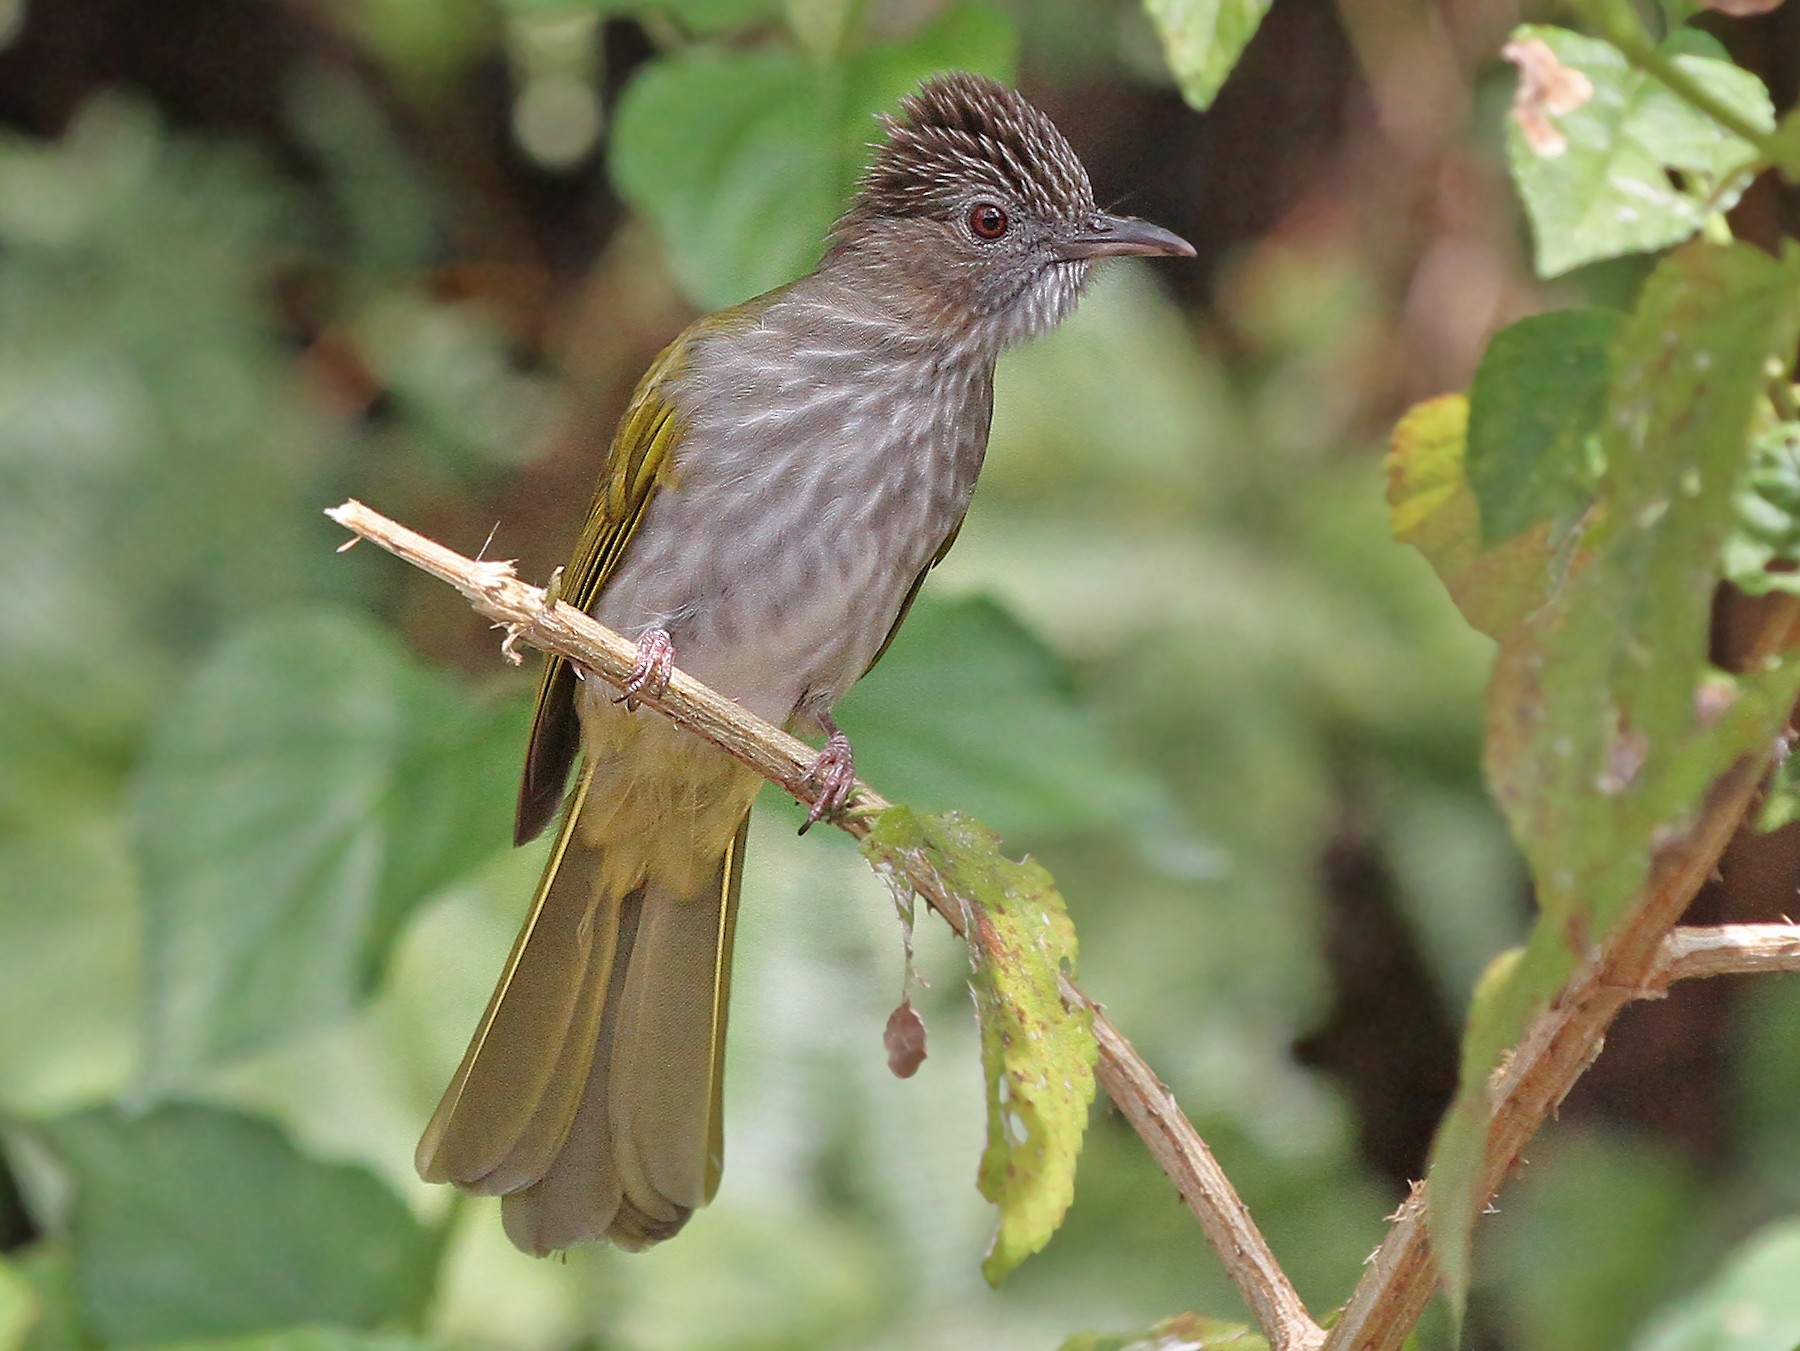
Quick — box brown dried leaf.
[1503,36,1594,158]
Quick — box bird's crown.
[845,72,1096,227]
[817,72,1188,353]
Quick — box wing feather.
[515,339,690,844]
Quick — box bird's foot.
[799,717,855,834]
[615,627,674,711]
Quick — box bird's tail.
[416,751,754,1254]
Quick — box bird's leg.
[799,712,856,834]
[615,627,674,711]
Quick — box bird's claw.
[616,628,674,711]
[799,726,855,834]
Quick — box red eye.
[968,203,1009,240]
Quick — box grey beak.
[1057,213,1196,261]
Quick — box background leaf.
[1485,1131,1704,1351]
[1722,420,1800,603]
[1142,0,1273,111]
[35,1105,438,1345]
[1058,1312,1267,1350]
[609,47,835,309]
[132,610,526,1094]
[1634,1217,1800,1351]
[609,4,1014,310]
[839,596,1215,874]
[3,1249,92,1351]
[1385,395,1558,641]
[0,1258,33,1351]
[149,1332,472,1351]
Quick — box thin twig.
[1653,923,1800,986]
[1083,995,1324,1350]
[324,499,1326,1351]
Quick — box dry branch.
[1326,754,1768,1350]
[1325,593,1799,1351]
[325,499,1326,1351]
[1653,923,1800,985]
[326,499,1800,1351]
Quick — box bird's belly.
[592,334,989,730]
[593,487,929,730]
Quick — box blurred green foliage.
[5,0,1800,1349]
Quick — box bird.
[414,69,1194,1256]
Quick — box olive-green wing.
[515,339,689,844]
[863,516,965,677]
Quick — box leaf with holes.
[861,806,1095,1283]
[1428,240,1800,1312]
[1505,26,1774,277]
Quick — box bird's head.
[826,72,1193,352]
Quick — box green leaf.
[1635,1217,1800,1351]
[841,3,1015,148]
[0,1258,34,1351]
[1058,1312,1267,1351]
[1426,933,1573,1320]
[0,807,135,1116]
[1467,309,1620,545]
[1756,742,1800,831]
[0,101,350,679]
[38,1104,438,1344]
[496,0,784,32]
[5,1248,91,1351]
[1723,420,1800,603]
[610,47,836,310]
[1142,0,1271,111]
[1428,240,1800,1309]
[1385,394,1559,641]
[133,609,526,1094]
[1490,1131,1704,1351]
[150,1331,472,1351]
[838,596,1214,873]
[1505,26,1774,277]
[609,6,1015,309]
[1486,241,1800,933]
[1774,106,1800,181]
[859,807,1096,1283]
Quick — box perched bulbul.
[416,70,1194,1255]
